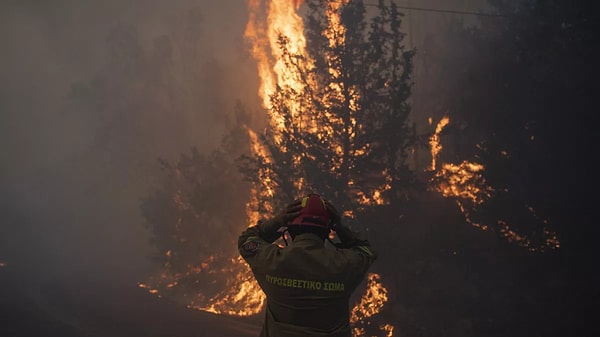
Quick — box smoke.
[0,0,260,287]
[3,2,538,336]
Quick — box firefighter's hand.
[274,199,303,226]
[261,199,303,232]
[324,199,342,229]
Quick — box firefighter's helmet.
[289,194,331,229]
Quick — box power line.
[393,4,509,18]
[324,1,514,18]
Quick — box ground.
[0,268,262,337]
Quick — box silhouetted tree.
[410,1,596,336]
[417,0,595,252]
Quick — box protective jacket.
[238,221,377,337]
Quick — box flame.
[140,2,559,333]
[429,116,450,171]
[141,1,392,332]
[245,0,310,130]
[189,256,266,316]
[350,273,390,337]
[248,128,276,207]
[246,0,388,206]
[140,254,266,316]
[435,161,492,206]
[429,116,560,252]
[244,1,393,333]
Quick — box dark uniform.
[238,220,377,337]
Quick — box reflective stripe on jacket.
[238,225,377,337]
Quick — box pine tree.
[240,0,416,224]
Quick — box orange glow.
[429,115,449,171]
[429,116,560,252]
[350,273,390,337]
[244,1,393,331]
[246,0,390,208]
[141,1,393,332]
[435,161,492,204]
[189,256,266,316]
[245,0,310,129]
[141,254,266,316]
[380,324,395,337]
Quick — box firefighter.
[238,193,377,337]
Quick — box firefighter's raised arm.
[257,199,303,242]
[325,199,376,255]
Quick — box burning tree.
[138,2,414,328]
[136,0,591,336]
[415,1,564,253]
[240,1,417,335]
[241,0,417,225]
[139,105,267,316]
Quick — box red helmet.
[289,194,331,229]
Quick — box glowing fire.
[245,0,308,112]
[243,1,393,334]
[428,116,560,252]
[350,273,391,337]
[139,254,266,316]
[245,0,390,205]
[141,1,393,333]
[140,2,560,334]
[247,127,276,214]
[188,256,266,316]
